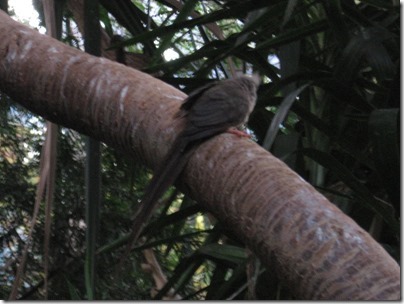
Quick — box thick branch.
[0,11,399,300]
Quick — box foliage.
[0,0,400,300]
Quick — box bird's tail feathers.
[117,136,192,270]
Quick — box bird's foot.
[227,128,251,138]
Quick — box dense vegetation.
[0,0,400,300]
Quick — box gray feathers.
[119,75,260,264]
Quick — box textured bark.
[0,11,400,300]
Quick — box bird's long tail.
[116,135,194,269]
[116,126,228,271]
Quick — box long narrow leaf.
[262,84,309,151]
[198,244,247,265]
[155,0,199,57]
[368,109,400,210]
[122,1,275,48]
[83,0,102,299]
[255,19,328,51]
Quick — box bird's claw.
[227,128,251,138]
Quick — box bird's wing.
[180,81,218,112]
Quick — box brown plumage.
[118,75,260,267]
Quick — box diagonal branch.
[0,11,399,300]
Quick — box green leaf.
[334,27,396,83]
[197,244,247,265]
[358,0,399,9]
[145,203,204,235]
[321,0,349,45]
[154,0,199,59]
[209,261,249,299]
[255,19,328,51]
[64,275,82,300]
[123,1,275,48]
[262,84,309,151]
[281,0,299,28]
[368,109,400,209]
[154,255,203,299]
[100,0,156,53]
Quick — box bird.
[117,75,260,268]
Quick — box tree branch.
[0,11,399,300]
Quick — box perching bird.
[118,75,260,267]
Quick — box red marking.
[227,128,251,138]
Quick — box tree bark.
[0,11,399,300]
